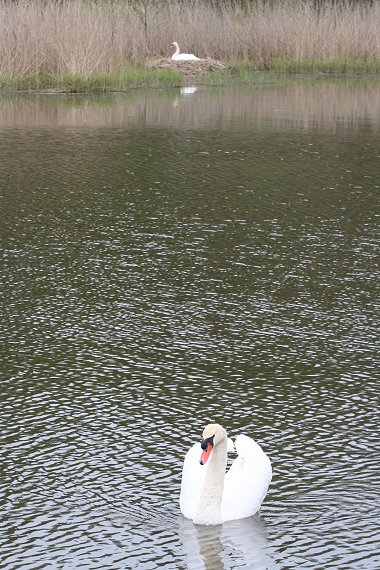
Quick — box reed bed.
[0,0,379,86]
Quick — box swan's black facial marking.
[201,435,214,450]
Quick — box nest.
[147,57,229,76]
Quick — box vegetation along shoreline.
[0,0,379,93]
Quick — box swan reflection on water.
[172,86,198,108]
[180,86,198,96]
[179,515,271,570]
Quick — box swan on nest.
[180,423,272,525]
[171,42,200,61]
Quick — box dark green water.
[1,82,379,569]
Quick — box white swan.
[180,423,272,525]
[171,42,200,62]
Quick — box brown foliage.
[0,1,379,78]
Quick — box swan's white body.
[171,42,200,61]
[180,425,272,525]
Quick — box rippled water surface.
[1,81,379,569]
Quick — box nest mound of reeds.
[147,58,229,76]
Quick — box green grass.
[270,58,380,74]
[228,58,380,76]
[119,66,183,88]
[0,66,184,93]
[1,58,379,93]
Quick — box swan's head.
[200,423,227,465]
[171,42,178,47]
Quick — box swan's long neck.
[173,42,180,56]
[193,439,227,525]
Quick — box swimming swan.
[171,42,200,61]
[180,423,272,525]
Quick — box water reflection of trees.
[0,81,379,131]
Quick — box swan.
[171,42,200,62]
[180,423,272,525]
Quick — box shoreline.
[1,60,380,95]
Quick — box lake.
[1,79,379,569]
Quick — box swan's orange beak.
[200,443,213,465]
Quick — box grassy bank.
[0,0,379,92]
[2,59,380,94]
[0,67,185,93]
[229,58,380,77]
[2,62,380,94]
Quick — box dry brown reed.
[0,0,379,78]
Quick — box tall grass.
[0,0,379,85]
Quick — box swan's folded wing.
[180,443,207,520]
[227,437,235,453]
[222,435,272,522]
